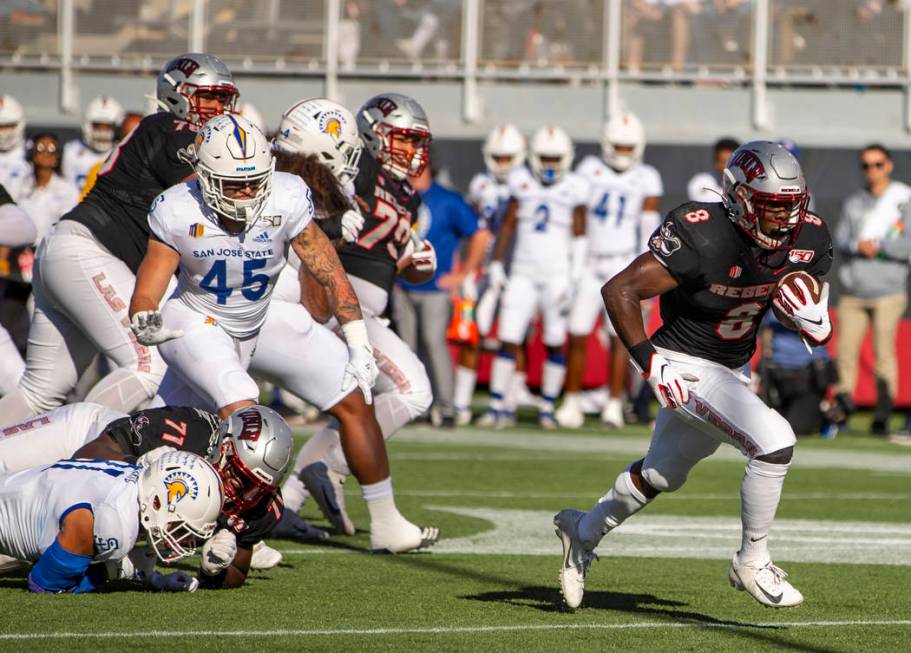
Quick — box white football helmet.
[356,93,431,180]
[0,95,25,152]
[156,53,238,127]
[138,450,224,563]
[529,126,574,185]
[602,111,645,172]
[193,113,274,225]
[237,101,266,133]
[82,95,124,152]
[209,405,292,514]
[274,97,363,184]
[483,123,526,182]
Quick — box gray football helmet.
[155,53,238,127]
[356,92,431,179]
[210,405,292,513]
[722,140,809,250]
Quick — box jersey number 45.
[200,259,269,305]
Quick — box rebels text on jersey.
[64,112,198,274]
[337,151,421,293]
[575,155,663,256]
[648,202,833,369]
[103,406,220,460]
[148,171,313,338]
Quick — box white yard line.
[2,620,909,640]
[377,489,910,501]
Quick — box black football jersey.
[63,112,198,273]
[219,492,283,549]
[103,405,220,459]
[336,152,421,293]
[647,202,833,369]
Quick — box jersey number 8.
[715,302,762,340]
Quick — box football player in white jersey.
[0,450,222,593]
[0,95,30,200]
[557,112,663,429]
[451,124,524,426]
[265,97,439,552]
[62,95,124,194]
[687,137,740,203]
[478,126,589,428]
[0,185,34,398]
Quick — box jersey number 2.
[200,259,269,305]
[715,302,762,340]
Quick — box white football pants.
[498,272,570,347]
[568,252,633,337]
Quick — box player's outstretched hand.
[774,280,831,345]
[200,529,237,576]
[148,570,199,592]
[341,208,365,243]
[341,320,378,404]
[130,310,183,346]
[643,352,698,410]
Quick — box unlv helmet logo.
[729,150,766,183]
[368,97,398,117]
[237,409,263,442]
[167,57,200,78]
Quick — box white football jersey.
[468,172,510,232]
[149,171,313,338]
[687,171,722,203]
[17,173,79,242]
[0,146,30,201]
[576,155,663,256]
[0,459,140,563]
[62,140,110,195]
[507,166,589,278]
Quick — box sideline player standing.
[477,126,589,428]
[61,95,124,193]
[554,141,833,609]
[557,112,663,429]
[0,53,239,421]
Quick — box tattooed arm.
[291,221,363,325]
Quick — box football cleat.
[370,518,439,553]
[728,554,804,608]
[600,398,624,428]
[553,509,598,609]
[539,411,558,430]
[455,407,473,426]
[0,554,26,574]
[249,541,283,570]
[300,462,355,535]
[270,507,330,542]
[555,399,585,429]
[475,409,500,428]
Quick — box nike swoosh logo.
[757,582,783,603]
[321,487,341,516]
[749,535,767,542]
[802,317,824,326]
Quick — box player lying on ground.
[0,403,316,588]
[0,450,222,593]
[554,141,833,609]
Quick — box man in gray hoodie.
[835,144,911,435]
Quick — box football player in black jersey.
[554,141,833,610]
[0,53,238,423]
[272,94,440,551]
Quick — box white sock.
[489,355,516,412]
[453,366,477,411]
[738,458,789,564]
[541,360,566,413]
[577,467,651,549]
[281,474,309,513]
[362,477,401,523]
[505,370,527,412]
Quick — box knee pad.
[756,445,794,466]
[18,376,66,415]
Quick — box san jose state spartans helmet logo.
[163,470,199,510]
[319,111,345,141]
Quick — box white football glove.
[486,260,508,292]
[773,279,832,345]
[341,208,365,243]
[135,445,176,469]
[410,240,437,273]
[147,570,199,592]
[639,352,699,410]
[341,320,378,404]
[130,310,183,346]
[200,529,237,576]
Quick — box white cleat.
[455,407,473,426]
[555,399,585,429]
[0,554,26,574]
[249,541,283,570]
[474,409,500,428]
[553,509,599,609]
[600,398,625,428]
[538,411,558,430]
[370,517,439,553]
[300,461,355,535]
[728,554,804,608]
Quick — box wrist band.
[628,340,658,375]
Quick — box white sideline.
[1,620,909,640]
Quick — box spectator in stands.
[758,312,840,437]
[393,159,489,426]
[687,137,739,202]
[18,133,77,245]
[835,144,911,436]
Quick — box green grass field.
[1,414,910,652]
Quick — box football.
[772,271,821,329]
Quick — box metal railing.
[2,0,910,128]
